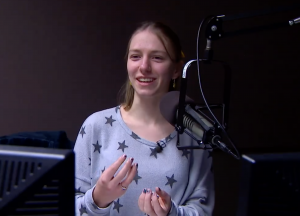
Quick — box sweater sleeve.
[169,149,215,216]
[74,117,112,216]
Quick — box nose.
[139,57,151,73]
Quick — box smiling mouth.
[136,78,156,83]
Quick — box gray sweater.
[74,106,215,216]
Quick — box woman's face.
[127,30,180,99]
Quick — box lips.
[136,77,156,83]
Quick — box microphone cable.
[196,16,241,160]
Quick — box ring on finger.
[120,183,127,190]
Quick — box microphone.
[155,140,166,153]
[160,91,234,155]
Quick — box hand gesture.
[93,154,137,208]
[138,187,172,216]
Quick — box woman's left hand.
[138,187,172,216]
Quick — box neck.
[126,93,166,125]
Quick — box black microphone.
[160,91,234,155]
[155,140,166,153]
[160,91,211,138]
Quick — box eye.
[153,56,164,61]
[130,54,140,60]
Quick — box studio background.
[1,0,299,215]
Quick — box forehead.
[129,30,167,52]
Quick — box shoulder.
[82,106,120,126]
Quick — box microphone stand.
[176,4,300,159]
[176,59,237,159]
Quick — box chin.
[135,90,166,99]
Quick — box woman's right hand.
[92,154,138,208]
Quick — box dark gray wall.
[1,0,299,215]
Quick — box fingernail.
[147,189,151,193]
[136,163,138,168]
[158,187,161,191]
[130,157,134,162]
[143,188,147,193]
[153,192,159,198]
[123,154,127,158]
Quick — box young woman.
[74,21,214,216]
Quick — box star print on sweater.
[130,132,140,140]
[133,171,142,184]
[74,106,215,215]
[79,204,87,216]
[93,140,102,153]
[181,149,191,159]
[105,115,116,126]
[115,106,120,113]
[79,126,86,138]
[150,147,158,159]
[113,199,123,213]
[166,174,177,188]
[117,140,128,152]
[75,187,82,195]
[165,134,173,142]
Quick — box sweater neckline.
[115,106,177,147]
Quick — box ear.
[172,60,184,79]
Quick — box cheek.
[127,63,135,77]
[159,65,176,79]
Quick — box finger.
[155,187,170,210]
[112,157,134,185]
[151,192,164,215]
[102,154,127,181]
[120,163,138,186]
[138,188,147,212]
[144,189,156,215]
[155,187,168,200]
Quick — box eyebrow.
[128,49,167,54]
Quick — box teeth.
[138,78,154,82]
